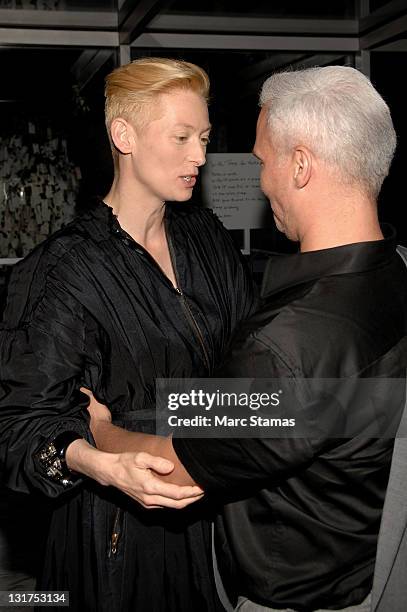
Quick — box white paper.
[201,153,268,230]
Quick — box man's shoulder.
[397,244,407,264]
[240,269,407,377]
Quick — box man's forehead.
[254,109,269,151]
[257,106,268,125]
[256,108,270,139]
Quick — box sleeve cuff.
[32,421,93,493]
[173,437,232,492]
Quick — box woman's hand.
[74,389,204,508]
[66,438,203,509]
[103,449,204,509]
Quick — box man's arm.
[85,351,319,497]
[87,390,319,496]
[87,410,196,487]
[66,437,201,507]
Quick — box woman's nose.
[187,140,206,167]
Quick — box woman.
[0,58,255,611]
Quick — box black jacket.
[174,230,407,611]
[0,201,255,612]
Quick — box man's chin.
[273,215,286,235]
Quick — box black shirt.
[174,230,407,611]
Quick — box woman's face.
[131,89,211,203]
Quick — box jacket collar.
[77,198,117,242]
[261,225,397,298]
[80,199,175,243]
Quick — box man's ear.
[110,118,134,155]
[293,147,312,189]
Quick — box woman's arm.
[85,391,197,487]
[0,262,201,507]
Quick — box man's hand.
[81,387,112,425]
[66,438,204,509]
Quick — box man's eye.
[176,135,188,143]
[201,137,211,146]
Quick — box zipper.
[109,508,123,557]
[114,217,175,292]
[179,295,211,372]
[165,223,211,373]
[114,212,211,372]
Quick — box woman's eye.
[176,135,188,143]
[201,137,210,146]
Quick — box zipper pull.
[111,531,119,555]
[109,507,123,557]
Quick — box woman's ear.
[110,118,134,155]
[293,146,312,189]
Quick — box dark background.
[0,1,406,287]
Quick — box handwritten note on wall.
[201,153,268,230]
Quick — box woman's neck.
[104,176,166,247]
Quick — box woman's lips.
[180,175,197,187]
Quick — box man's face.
[253,108,292,236]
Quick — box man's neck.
[298,193,383,252]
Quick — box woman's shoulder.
[4,205,111,325]
[167,202,246,269]
[15,202,113,273]
[4,235,80,329]
[167,201,227,235]
[11,221,87,286]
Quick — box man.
[89,66,407,611]
[172,66,407,611]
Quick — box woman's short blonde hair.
[105,57,210,158]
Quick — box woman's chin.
[172,191,194,203]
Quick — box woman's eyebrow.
[174,123,212,131]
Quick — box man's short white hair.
[259,65,396,198]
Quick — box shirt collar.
[261,225,397,298]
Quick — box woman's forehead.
[150,90,210,127]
